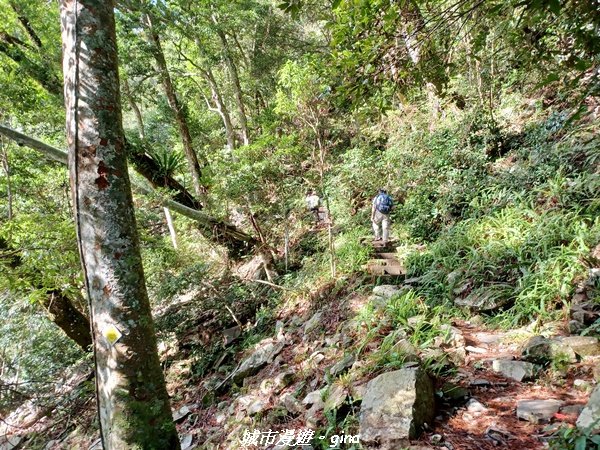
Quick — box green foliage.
[334,228,370,274]
[549,423,600,450]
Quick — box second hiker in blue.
[371,189,393,244]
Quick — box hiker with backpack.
[305,189,321,225]
[371,189,393,244]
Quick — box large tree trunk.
[212,14,250,145]
[59,1,180,448]
[144,13,205,200]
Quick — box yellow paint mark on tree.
[103,324,122,345]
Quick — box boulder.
[232,338,285,384]
[577,385,600,432]
[521,336,577,364]
[492,359,537,382]
[517,399,563,424]
[359,367,435,449]
[455,290,508,312]
[372,284,401,299]
[558,336,600,358]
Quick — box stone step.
[366,259,405,276]
[375,252,400,260]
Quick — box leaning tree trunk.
[42,290,92,351]
[0,124,259,258]
[59,1,180,448]
[144,13,205,200]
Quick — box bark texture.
[59,1,179,448]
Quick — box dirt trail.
[415,321,591,449]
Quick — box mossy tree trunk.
[59,1,180,448]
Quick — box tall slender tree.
[59,1,180,448]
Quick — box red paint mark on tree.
[81,145,97,159]
[114,252,122,260]
[95,161,110,190]
[100,138,108,146]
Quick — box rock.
[472,331,504,345]
[305,396,325,428]
[438,324,466,348]
[492,359,537,382]
[248,399,268,415]
[351,382,368,400]
[465,346,487,354]
[222,325,241,346]
[407,315,426,327]
[455,290,508,312]
[574,379,592,391]
[441,382,469,402]
[88,438,102,450]
[465,398,488,414]
[445,346,467,365]
[430,434,443,444]
[521,336,576,364]
[273,371,294,392]
[453,281,471,296]
[372,284,401,299]
[568,320,586,335]
[1,435,23,450]
[577,385,600,432]
[517,399,563,424]
[281,393,304,415]
[329,354,355,377]
[260,371,293,394]
[391,339,420,362]
[304,311,323,334]
[558,336,600,357]
[44,440,60,450]
[560,404,584,417]
[232,338,285,383]
[359,367,435,449]
[180,433,193,450]
[324,385,347,412]
[469,315,484,326]
[470,379,491,387]
[303,389,325,409]
[172,404,191,422]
